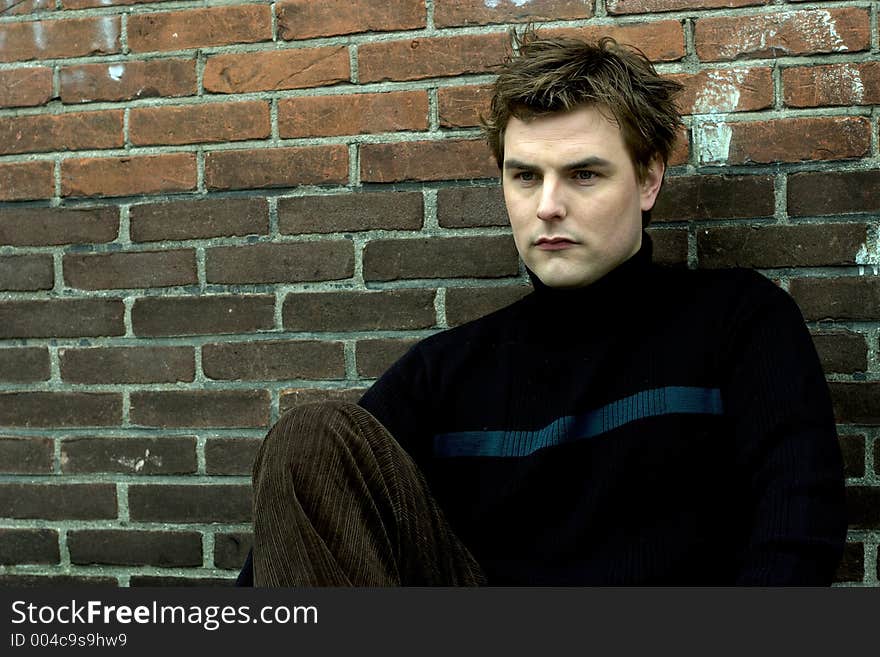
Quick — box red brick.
[695,8,870,61]
[127,5,271,53]
[61,436,196,474]
[609,0,765,13]
[205,146,348,191]
[0,392,121,427]
[62,154,197,198]
[68,530,201,567]
[128,484,252,522]
[699,117,870,165]
[276,0,424,40]
[436,0,591,27]
[0,67,53,108]
[283,290,436,331]
[205,241,354,284]
[835,542,864,582]
[445,286,532,327]
[61,0,177,6]
[64,249,197,290]
[132,295,275,337]
[0,436,53,474]
[361,139,497,183]
[0,529,59,565]
[0,483,117,519]
[437,185,507,228]
[130,101,270,146]
[356,339,419,378]
[278,192,423,234]
[130,390,270,428]
[438,84,492,129]
[279,91,428,138]
[213,532,253,569]
[364,236,519,281]
[0,254,53,290]
[0,16,120,63]
[203,340,344,381]
[0,206,118,246]
[790,278,880,321]
[845,485,880,528]
[697,223,868,268]
[669,126,690,166]
[1,0,53,15]
[0,348,50,383]
[60,58,196,104]
[838,433,865,478]
[0,110,123,155]
[783,62,880,108]
[130,197,268,242]
[59,346,195,384]
[358,33,509,83]
[648,227,688,266]
[280,387,366,413]
[652,175,774,222]
[0,160,54,201]
[672,68,773,115]
[0,299,124,338]
[205,438,261,476]
[810,331,867,375]
[204,47,350,94]
[551,20,686,62]
[788,170,880,217]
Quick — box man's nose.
[536,178,566,222]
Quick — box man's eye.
[517,171,535,181]
[573,170,595,181]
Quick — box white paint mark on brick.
[32,21,47,51]
[814,10,847,52]
[693,69,747,114]
[699,123,733,164]
[108,64,125,81]
[855,223,880,275]
[485,0,534,7]
[116,448,162,473]
[99,16,118,52]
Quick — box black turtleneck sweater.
[357,234,846,585]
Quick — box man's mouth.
[535,236,578,251]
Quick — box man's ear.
[639,155,665,212]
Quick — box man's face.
[502,104,664,289]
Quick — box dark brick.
[60,58,197,104]
[788,170,880,217]
[436,0,591,27]
[364,236,518,281]
[61,436,197,475]
[205,438,261,476]
[0,299,124,338]
[68,530,202,566]
[0,347,50,383]
[0,206,118,246]
[790,278,880,321]
[834,542,864,583]
[356,339,419,378]
[132,295,275,337]
[203,47,349,94]
[845,485,880,529]
[130,576,233,587]
[283,290,436,331]
[130,198,268,242]
[128,484,252,523]
[0,436,53,474]
[361,139,497,183]
[437,186,507,228]
[0,392,121,428]
[437,84,492,129]
[0,160,53,201]
[60,346,195,384]
[64,249,197,290]
[652,175,775,222]
[876,439,880,476]
[203,340,344,381]
[810,331,867,375]
[838,434,865,479]
[206,241,354,284]
[214,532,253,569]
[0,483,116,520]
[0,575,118,587]
[130,390,270,428]
[276,0,424,39]
[0,529,59,565]
[829,383,880,425]
[279,387,366,414]
[0,66,54,108]
[278,192,423,234]
[205,145,348,191]
[697,224,868,268]
[446,286,531,326]
[648,227,688,266]
[0,254,53,290]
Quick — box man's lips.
[534,237,578,250]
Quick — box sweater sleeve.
[723,275,847,585]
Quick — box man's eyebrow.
[503,156,613,171]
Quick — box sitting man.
[239,32,846,586]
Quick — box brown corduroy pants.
[251,401,487,586]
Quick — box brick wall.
[0,0,877,586]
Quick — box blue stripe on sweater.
[432,386,723,458]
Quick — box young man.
[240,33,846,586]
